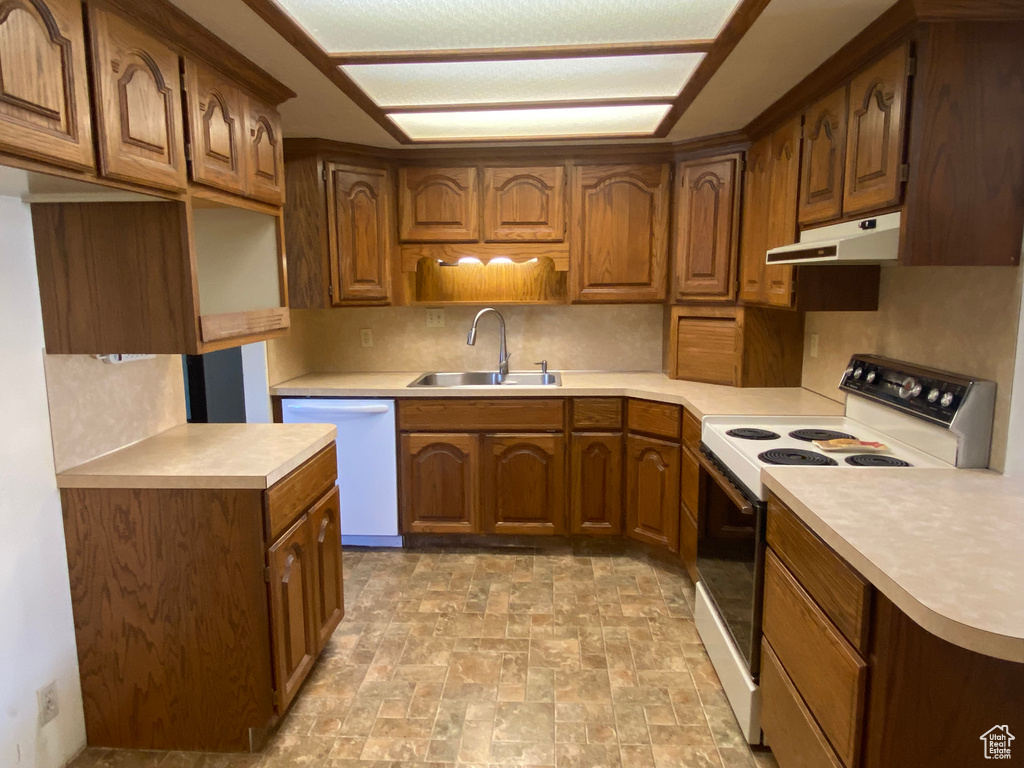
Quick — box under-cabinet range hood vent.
[766,212,901,265]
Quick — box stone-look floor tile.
[556,722,588,744]
[651,744,723,768]
[554,670,612,703]
[191,754,263,768]
[432,701,468,740]
[556,743,622,768]
[327,737,365,760]
[613,704,650,745]
[586,723,618,744]
[705,706,749,749]
[718,746,757,767]
[752,748,781,767]
[458,720,494,763]
[644,704,678,726]
[618,744,658,768]
[359,736,429,761]
[530,638,582,670]
[648,723,718,747]
[465,701,496,721]
[488,740,556,766]
[370,716,434,739]
[492,702,556,743]
[526,667,556,703]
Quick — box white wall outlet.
[37,681,58,726]
[809,333,820,359]
[426,309,445,328]
[359,328,374,348]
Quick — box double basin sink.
[409,371,561,387]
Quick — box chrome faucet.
[467,307,510,383]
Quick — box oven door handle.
[697,450,755,517]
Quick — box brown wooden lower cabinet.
[570,432,623,535]
[400,433,479,534]
[625,433,680,552]
[679,444,701,580]
[484,434,565,535]
[61,444,341,752]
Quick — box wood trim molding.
[911,0,1024,19]
[654,0,774,137]
[331,40,715,65]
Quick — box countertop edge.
[762,473,1024,664]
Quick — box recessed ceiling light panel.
[278,0,743,53]
[343,54,704,107]
[388,104,672,140]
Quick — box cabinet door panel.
[674,155,739,301]
[738,135,772,304]
[399,166,479,241]
[401,433,479,534]
[328,164,392,304]
[800,86,848,226]
[0,0,94,169]
[268,513,317,712]
[183,58,246,195]
[244,96,284,204]
[88,4,186,191]
[674,316,739,386]
[625,434,680,552]
[765,117,801,307]
[571,164,670,303]
[309,486,344,650]
[844,44,910,216]
[484,433,565,535]
[482,165,565,242]
[570,432,622,536]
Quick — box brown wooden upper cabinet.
[326,163,393,305]
[673,154,741,302]
[0,0,95,170]
[482,165,566,242]
[243,96,285,204]
[398,166,479,242]
[799,85,849,226]
[183,58,247,196]
[570,163,670,303]
[86,2,187,192]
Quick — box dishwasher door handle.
[284,403,391,415]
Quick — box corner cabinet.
[326,163,393,305]
[570,163,671,303]
[0,0,95,170]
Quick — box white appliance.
[694,355,996,743]
[765,211,901,265]
[281,398,400,547]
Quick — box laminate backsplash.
[802,266,1023,472]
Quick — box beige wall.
[802,266,1023,471]
[43,354,187,473]
[267,304,666,384]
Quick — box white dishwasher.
[280,398,400,547]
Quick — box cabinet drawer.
[682,409,702,453]
[763,550,867,768]
[266,443,338,541]
[572,398,623,430]
[767,494,871,652]
[398,399,565,432]
[627,400,681,440]
[761,641,845,768]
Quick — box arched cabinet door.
[799,85,849,226]
[738,134,773,304]
[0,0,94,169]
[766,116,802,308]
[398,166,479,242]
[244,96,284,204]
[400,433,479,534]
[327,163,393,305]
[87,3,186,191]
[570,432,623,535]
[482,166,566,242]
[308,486,344,648]
[183,57,246,195]
[483,433,565,535]
[625,434,680,552]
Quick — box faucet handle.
[534,360,548,374]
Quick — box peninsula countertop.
[56,423,338,490]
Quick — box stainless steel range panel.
[692,355,996,743]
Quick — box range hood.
[766,212,901,265]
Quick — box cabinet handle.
[285,403,390,415]
[318,516,330,544]
[695,450,754,517]
[281,552,296,583]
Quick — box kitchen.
[1,0,1023,767]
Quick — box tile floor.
[70,543,779,768]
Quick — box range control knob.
[865,370,877,383]
[853,367,864,379]
[927,388,941,403]
[941,392,955,408]
[899,377,922,399]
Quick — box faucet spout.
[467,307,510,382]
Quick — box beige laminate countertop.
[764,468,1024,663]
[56,423,337,490]
[270,371,846,420]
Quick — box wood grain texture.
[625,433,680,553]
[570,163,671,303]
[400,242,569,271]
[0,0,95,170]
[765,117,802,307]
[681,409,702,453]
[738,134,772,304]
[627,399,683,441]
[673,154,741,302]
[398,399,565,432]
[411,256,567,305]
[789,265,880,312]
[763,549,867,768]
[679,502,699,583]
[183,57,247,196]
[570,432,623,536]
[571,398,624,430]
[309,486,345,648]
[283,155,330,309]
[482,165,566,242]
[199,307,290,345]
[740,306,805,388]
[760,641,846,768]
[767,495,872,654]
[912,0,1024,18]
[863,593,1024,768]
[680,444,701,518]
[243,95,285,204]
[673,310,740,386]
[31,200,199,354]
[399,166,480,242]
[265,443,338,541]
[87,2,188,191]
[902,21,1024,266]
[799,85,849,226]
[62,486,274,751]
[400,432,480,534]
[483,433,566,535]
[327,163,394,304]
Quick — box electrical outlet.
[426,309,445,328]
[37,682,58,726]
[809,333,820,359]
[359,328,373,348]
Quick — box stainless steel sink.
[408,371,562,387]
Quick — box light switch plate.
[426,309,445,327]
[360,329,373,348]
